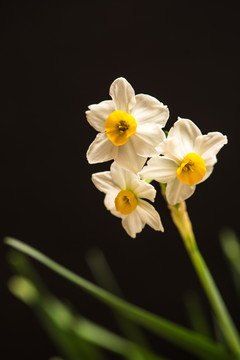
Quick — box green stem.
[169,201,240,357]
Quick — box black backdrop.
[1,1,240,359]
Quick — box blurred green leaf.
[184,291,213,360]
[8,275,105,360]
[8,273,168,360]
[5,237,236,360]
[220,228,240,278]
[184,291,212,339]
[86,247,150,349]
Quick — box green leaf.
[220,228,240,277]
[4,237,236,360]
[220,228,240,300]
[86,247,150,349]
[8,275,105,360]
[184,291,212,339]
[8,274,167,360]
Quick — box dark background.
[1,1,239,359]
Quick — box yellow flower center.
[115,189,138,215]
[176,153,206,186]
[104,110,137,146]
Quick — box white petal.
[109,77,136,113]
[140,156,177,183]
[87,132,118,164]
[157,137,184,163]
[132,94,169,127]
[108,204,123,219]
[91,171,118,194]
[116,139,147,173]
[132,125,166,157]
[110,161,136,190]
[137,199,164,232]
[133,180,156,202]
[104,191,122,217]
[86,100,115,132]
[197,165,213,184]
[110,162,156,201]
[194,132,228,166]
[166,178,196,205]
[92,168,123,217]
[122,210,144,238]
[167,118,202,158]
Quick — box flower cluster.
[86,77,227,238]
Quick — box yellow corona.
[176,153,206,186]
[115,189,138,215]
[104,110,137,146]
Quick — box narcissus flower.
[140,118,227,205]
[86,77,169,173]
[92,162,163,238]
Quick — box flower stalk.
[168,200,240,357]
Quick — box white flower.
[86,77,169,173]
[92,162,164,238]
[140,117,228,205]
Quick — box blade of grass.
[184,291,212,338]
[184,291,213,360]
[4,237,236,360]
[220,229,240,294]
[7,249,168,360]
[9,275,168,360]
[86,247,150,349]
[73,311,168,360]
[8,275,105,360]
